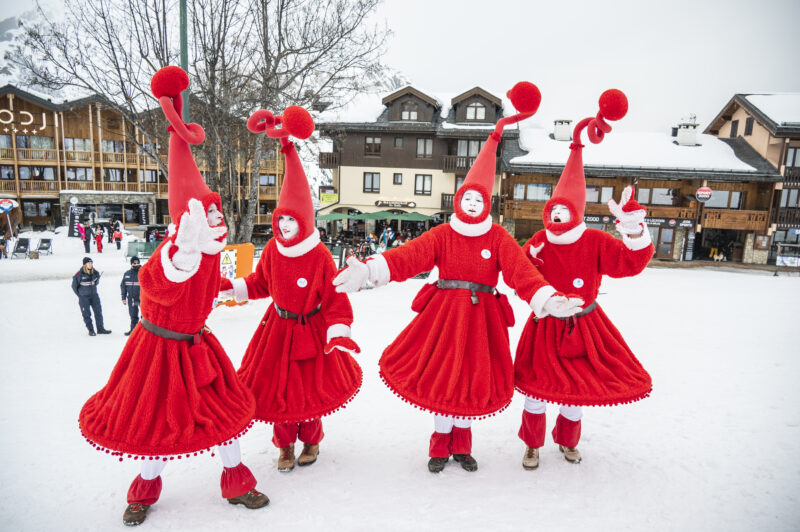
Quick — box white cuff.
[161,241,201,283]
[326,324,351,343]
[621,226,653,251]
[232,277,249,302]
[529,285,557,318]
[366,254,391,287]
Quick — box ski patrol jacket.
[120,268,141,301]
[72,269,101,297]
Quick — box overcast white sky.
[2,0,798,133]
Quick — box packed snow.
[0,229,798,531]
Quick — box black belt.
[536,300,598,322]
[437,279,495,305]
[273,303,321,324]
[140,317,207,344]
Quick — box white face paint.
[278,215,299,240]
[460,189,485,218]
[206,203,224,226]
[551,204,571,224]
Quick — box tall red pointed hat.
[454,81,541,224]
[150,66,220,223]
[543,89,628,234]
[247,106,315,246]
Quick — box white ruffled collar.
[276,229,321,257]
[449,214,492,237]
[545,222,586,245]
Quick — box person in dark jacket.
[81,222,93,253]
[72,257,111,336]
[120,257,141,336]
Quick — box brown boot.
[559,444,582,464]
[522,446,540,470]
[278,444,295,472]
[122,503,150,526]
[452,454,478,472]
[297,443,319,466]
[227,489,270,509]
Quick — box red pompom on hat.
[247,105,317,246]
[150,66,218,223]
[454,81,541,224]
[543,89,628,234]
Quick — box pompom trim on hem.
[249,370,363,426]
[379,369,511,420]
[79,420,256,463]
[514,385,652,408]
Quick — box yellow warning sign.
[222,254,233,265]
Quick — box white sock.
[523,396,547,414]
[433,415,454,434]
[217,439,242,469]
[453,418,472,429]
[140,460,167,480]
[559,405,583,422]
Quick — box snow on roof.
[511,127,759,172]
[745,94,800,125]
[315,92,386,123]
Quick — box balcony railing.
[19,180,60,193]
[63,181,97,191]
[0,148,14,160]
[141,183,168,195]
[774,207,800,228]
[442,155,476,173]
[318,152,340,169]
[101,152,127,164]
[64,150,94,163]
[102,182,141,192]
[254,214,272,225]
[258,185,277,197]
[784,167,800,187]
[0,180,17,192]
[503,199,545,220]
[441,193,500,214]
[16,148,58,162]
[701,209,769,231]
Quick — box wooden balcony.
[774,207,800,228]
[442,193,500,214]
[100,152,127,164]
[16,148,58,162]
[645,205,698,219]
[0,147,13,160]
[254,214,272,225]
[0,180,17,193]
[64,150,94,163]
[64,181,98,191]
[318,152,340,169]
[258,159,284,174]
[784,167,800,187]
[442,155,476,173]
[504,199,545,220]
[102,182,140,192]
[701,209,769,231]
[259,185,277,198]
[19,180,60,193]
[141,183,167,195]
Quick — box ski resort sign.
[696,187,713,203]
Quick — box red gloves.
[324,337,361,355]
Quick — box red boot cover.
[429,431,452,458]
[272,422,300,448]
[552,414,582,448]
[220,463,257,499]
[298,418,324,445]
[127,475,162,505]
[450,427,472,455]
[518,411,547,448]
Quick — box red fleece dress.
[236,239,362,423]
[514,228,653,406]
[379,223,549,418]
[79,238,256,458]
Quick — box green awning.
[397,212,431,221]
[352,210,398,220]
[317,212,350,221]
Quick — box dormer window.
[401,102,418,121]
[466,102,486,121]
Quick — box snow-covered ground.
[0,230,798,531]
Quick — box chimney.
[675,114,699,146]
[553,119,572,141]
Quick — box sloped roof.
[451,87,501,108]
[704,93,800,137]
[380,86,439,108]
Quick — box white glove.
[608,186,646,236]
[542,294,585,318]
[218,289,234,300]
[173,199,227,271]
[332,256,370,293]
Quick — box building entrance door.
[648,225,674,259]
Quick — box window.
[586,186,614,203]
[38,202,51,217]
[704,190,731,208]
[19,167,30,180]
[416,138,432,158]
[259,174,276,186]
[363,172,380,193]
[730,120,739,138]
[16,135,30,149]
[65,138,91,151]
[140,169,158,183]
[365,136,381,155]
[786,147,799,168]
[0,135,11,148]
[637,188,678,206]
[401,102,418,121]
[526,184,552,201]
[466,103,486,121]
[102,140,125,153]
[67,167,92,181]
[259,203,269,215]
[29,167,55,180]
[394,137,403,148]
[637,187,650,204]
[393,173,402,185]
[780,188,800,208]
[1,165,13,179]
[415,174,432,195]
[513,183,525,200]
[104,168,124,182]
[744,117,754,136]
[31,136,54,149]
[456,176,465,190]
[457,140,484,157]
[23,201,36,217]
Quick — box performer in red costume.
[334,82,584,474]
[514,90,654,470]
[79,67,268,527]
[220,106,362,473]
